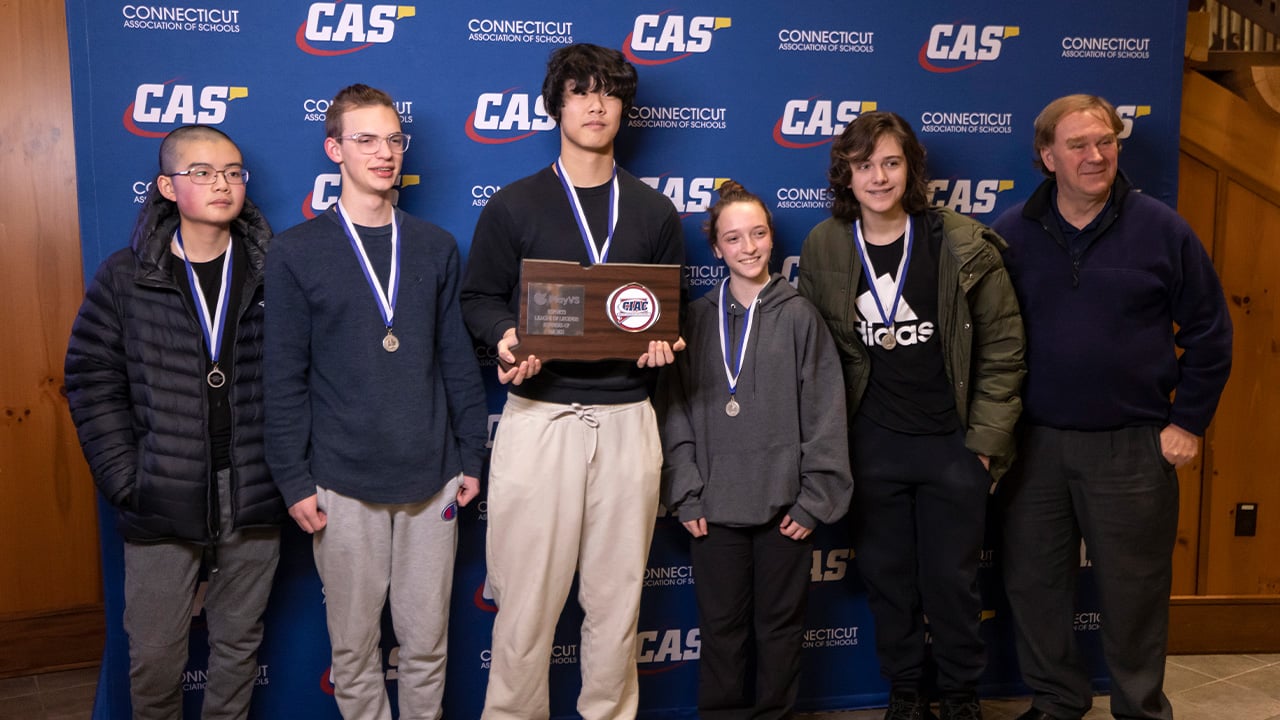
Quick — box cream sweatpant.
[482,396,662,720]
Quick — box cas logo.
[125,81,247,138]
[624,12,730,65]
[301,172,420,218]
[636,628,701,674]
[782,255,800,287]
[486,413,501,448]
[774,98,877,149]
[473,576,497,612]
[1116,104,1150,140]
[640,175,727,216]
[810,548,854,583]
[919,24,1019,72]
[297,3,415,56]
[929,178,1014,215]
[466,89,555,144]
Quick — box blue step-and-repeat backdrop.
[66,1,1186,717]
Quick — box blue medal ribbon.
[335,201,401,335]
[555,158,618,265]
[853,216,913,341]
[717,280,758,400]
[173,228,232,372]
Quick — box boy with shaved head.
[66,125,282,719]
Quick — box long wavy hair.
[827,111,931,222]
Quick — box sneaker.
[938,692,982,720]
[884,688,938,720]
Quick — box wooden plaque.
[513,258,681,362]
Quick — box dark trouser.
[850,417,991,693]
[1000,425,1178,720]
[690,520,813,720]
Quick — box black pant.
[690,520,813,720]
[850,417,991,693]
[1000,425,1177,720]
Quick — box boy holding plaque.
[460,44,684,719]
[65,125,282,718]
[264,84,488,719]
[659,180,852,719]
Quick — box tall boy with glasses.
[265,84,488,719]
[66,125,283,719]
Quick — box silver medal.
[382,331,400,353]
[207,366,226,388]
[725,398,740,417]
[880,330,897,350]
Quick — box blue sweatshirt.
[265,207,489,507]
[992,174,1232,435]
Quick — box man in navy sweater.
[991,94,1232,720]
[265,84,488,719]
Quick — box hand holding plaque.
[510,259,681,363]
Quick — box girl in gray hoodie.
[659,180,853,719]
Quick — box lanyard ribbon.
[555,157,618,265]
[173,228,232,366]
[717,281,757,398]
[336,201,400,332]
[853,217,913,330]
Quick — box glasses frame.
[334,132,412,154]
[166,165,250,185]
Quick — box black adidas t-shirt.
[854,214,958,435]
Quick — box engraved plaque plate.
[526,282,586,336]
[512,259,681,362]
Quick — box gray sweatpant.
[123,468,281,720]
[313,476,461,720]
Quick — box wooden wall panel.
[1181,71,1280,193]
[1203,180,1280,595]
[0,0,103,635]
[1169,596,1280,653]
[1171,151,1219,596]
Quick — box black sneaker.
[938,692,983,720]
[884,688,938,720]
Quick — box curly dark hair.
[541,43,638,121]
[827,111,931,222]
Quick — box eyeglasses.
[334,132,411,154]
[167,165,249,185]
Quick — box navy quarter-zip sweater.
[992,173,1232,435]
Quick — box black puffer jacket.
[64,191,283,542]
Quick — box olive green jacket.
[797,208,1025,480]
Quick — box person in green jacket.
[798,111,1025,720]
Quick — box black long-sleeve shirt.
[460,165,685,405]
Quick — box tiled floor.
[0,665,98,720]
[797,654,1280,720]
[1,655,1277,718]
